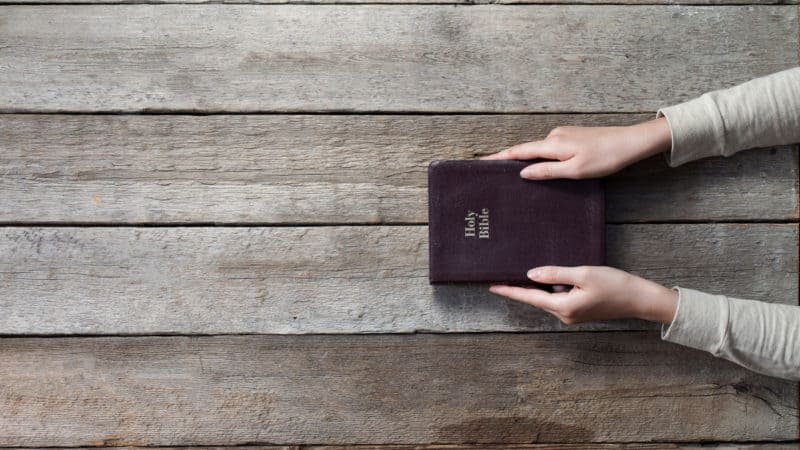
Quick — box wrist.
[637,281,678,325]
[627,277,679,324]
[621,117,672,165]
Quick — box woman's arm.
[490,268,800,381]
[482,116,673,178]
[658,67,800,167]
[484,68,800,381]
[483,67,800,176]
[663,287,800,381]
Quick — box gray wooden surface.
[0,0,798,446]
[0,6,796,113]
[5,447,800,450]
[3,0,797,4]
[0,224,796,334]
[0,334,796,446]
[1,114,796,223]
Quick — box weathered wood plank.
[0,224,795,334]
[11,445,799,450]
[0,447,668,450]
[0,6,795,112]
[305,446,800,449]
[1,114,796,223]
[303,446,800,450]
[1,0,795,4]
[0,333,795,445]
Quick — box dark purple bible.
[428,160,605,285]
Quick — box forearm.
[657,68,800,167]
[618,116,673,166]
[661,287,800,381]
[622,275,800,381]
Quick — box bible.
[428,160,605,285]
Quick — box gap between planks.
[1,444,800,448]
[0,1,796,5]
[0,219,798,227]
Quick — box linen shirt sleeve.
[654,68,800,381]
[656,67,800,167]
[661,287,800,381]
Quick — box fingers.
[527,266,588,287]
[479,150,509,160]
[519,160,578,180]
[481,140,563,161]
[488,284,557,311]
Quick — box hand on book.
[489,266,678,325]
[481,117,672,179]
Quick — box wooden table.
[0,1,798,447]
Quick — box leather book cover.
[428,160,605,285]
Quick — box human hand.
[489,266,678,325]
[481,117,672,180]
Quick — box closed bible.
[428,160,605,285]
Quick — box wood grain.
[0,333,795,446]
[1,114,796,224]
[0,6,795,113]
[0,224,795,335]
[304,446,800,449]
[7,445,799,450]
[1,0,795,4]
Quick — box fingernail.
[520,168,535,179]
[527,269,541,279]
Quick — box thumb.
[489,284,558,311]
[527,266,586,286]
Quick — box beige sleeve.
[656,67,800,167]
[661,287,800,381]
[655,69,800,381]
